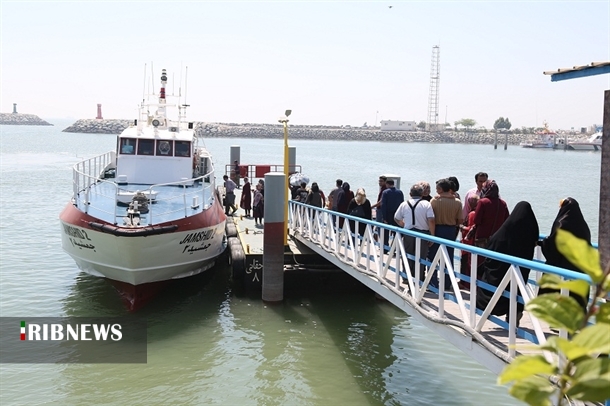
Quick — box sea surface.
[0,120,601,405]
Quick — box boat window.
[137,139,155,155]
[119,138,136,155]
[156,140,173,156]
[174,141,191,157]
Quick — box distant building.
[380,120,417,131]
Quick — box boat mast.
[158,69,167,118]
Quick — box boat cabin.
[116,127,195,185]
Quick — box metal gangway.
[287,201,594,375]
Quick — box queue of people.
[222,166,594,324]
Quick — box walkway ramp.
[287,202,591,375]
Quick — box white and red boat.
[568,132,602,151]
[520,122,560,148]
[60,68,226,310]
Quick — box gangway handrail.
[287,200,597,366]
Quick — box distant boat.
[567,132,603,151]
[521,132,563,148]
[520,123,559,149]
[59,68,227,310]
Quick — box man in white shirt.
[395,182,435,282]
[462,172,488,220]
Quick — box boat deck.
[75,180,216,226]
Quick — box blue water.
[0,120,601,405]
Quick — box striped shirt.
[430,196,463,226]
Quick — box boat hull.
[567,143,599,151]
[59,201,226,286]
[520,143,554,148]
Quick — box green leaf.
[538,275,590,300]
[498,355,556,384]
[508,375,555,406]
[566,358,610,401]
[555,229,602,283]
[538,273,562,288]
[526,293,585,333]
[556,280,591,300]
[541,336,588,361]
[596,302,610,324]
[572,324,610,355]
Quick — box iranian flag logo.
[20,320,26,340]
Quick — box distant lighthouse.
[96,104,103,119]
[12,103,17,114]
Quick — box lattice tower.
[426,45,440,132]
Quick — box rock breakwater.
[63,119,132,134]
[62,119,587,145]
[0,113,52,126]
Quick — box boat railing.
[140,177,215,225]
[72,152,217,226]
[288,201,596,363]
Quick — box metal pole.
[283,121,289,246]
[599,90,610,268]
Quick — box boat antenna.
[183,65,189,107]
[142,63,147,104]
[179,62,183,100]
[150,62,155,95]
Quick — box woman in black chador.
[476,201,539,317]
[538,197,591,312]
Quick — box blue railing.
[288,200,597,363]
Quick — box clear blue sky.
[1,1,608,130]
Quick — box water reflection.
[53,263,518,405]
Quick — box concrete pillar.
[96,104,103,119]
[12,103,17,114]
[262,172,285,303]
[289,146,296,174]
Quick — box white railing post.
[508,269,518,357]
[470,255,478,327]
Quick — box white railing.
[288,201,594,362]
[72,151,217,226]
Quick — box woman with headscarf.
[458,194,479,289]
[475,201,539,317]
[347,188,372,239]
[538,197,591,312]
[240,177,252,217]
[467,179,510,251]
